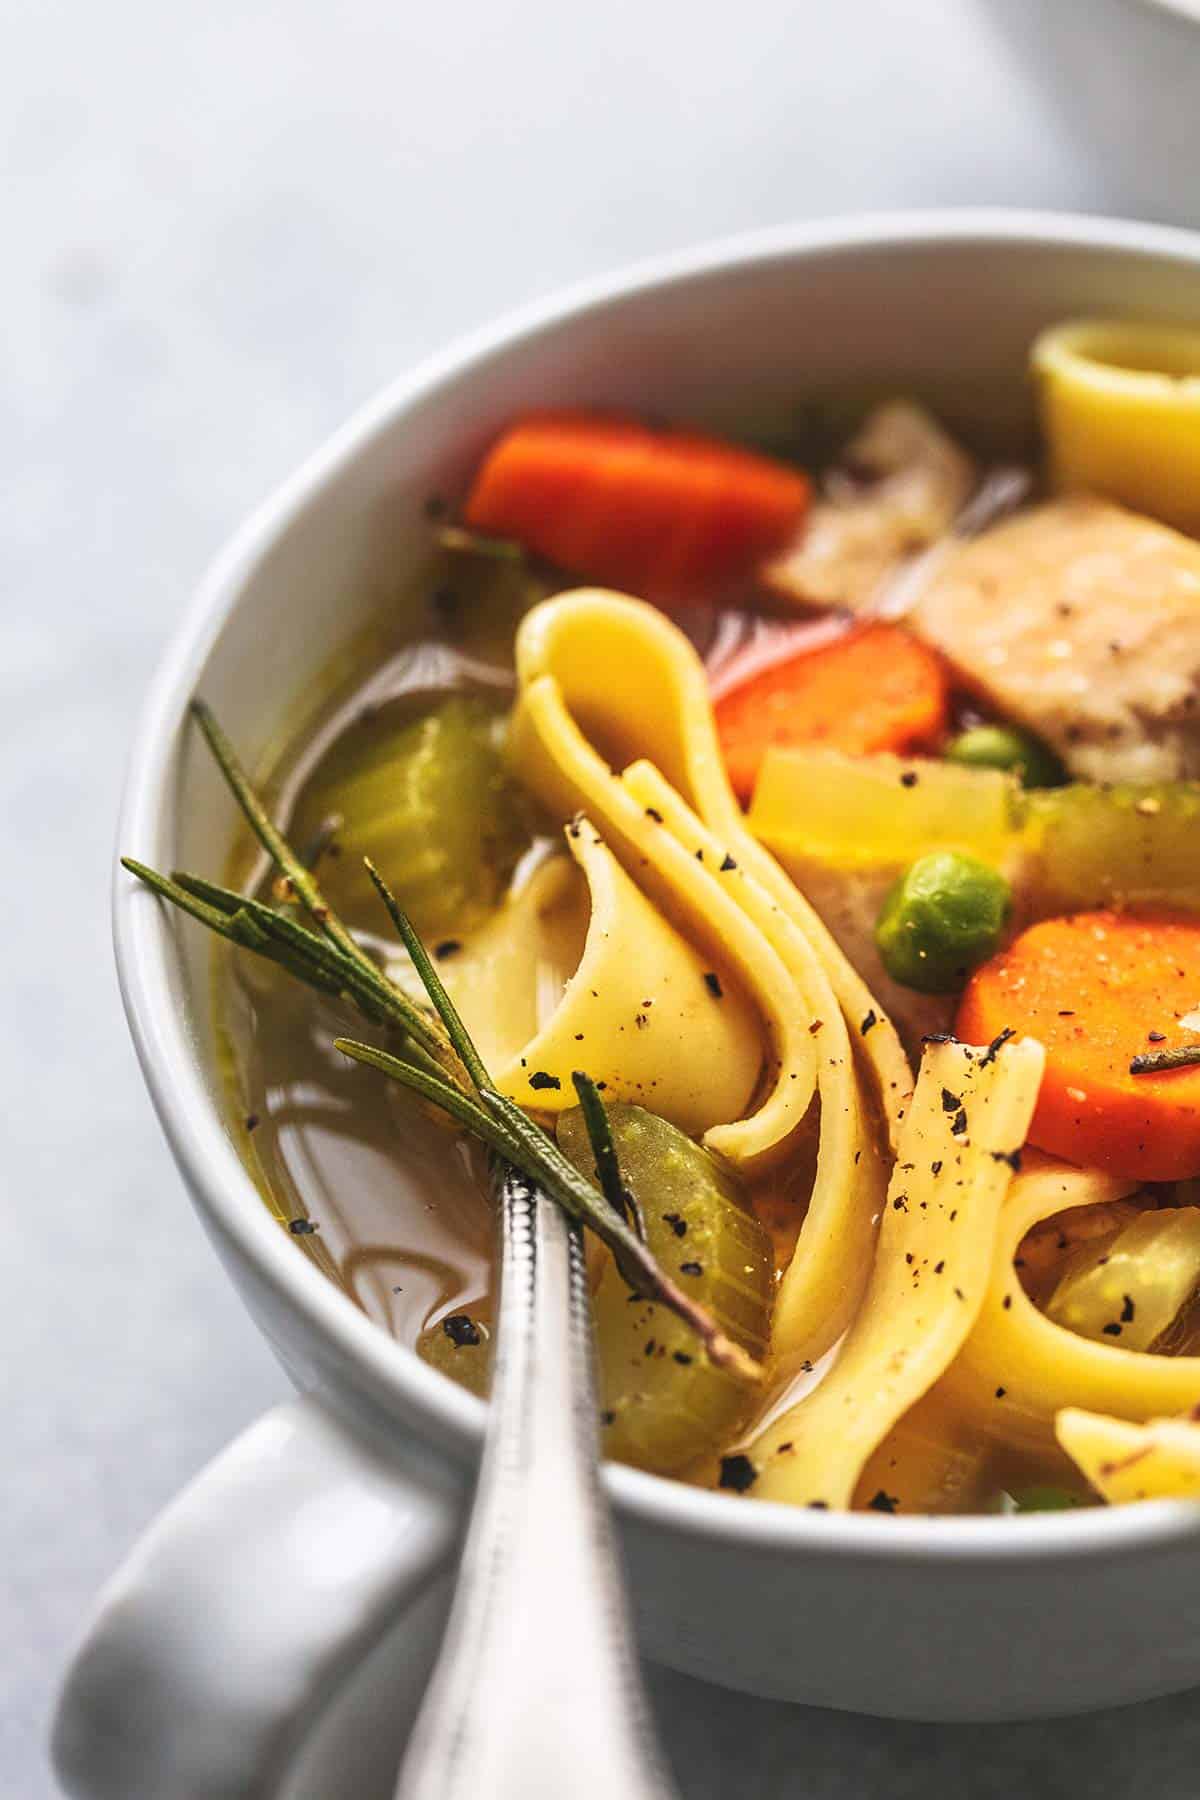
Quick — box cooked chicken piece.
[763,401,976,611]
[910,497,1200,784]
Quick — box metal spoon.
[395,1169,679,1800]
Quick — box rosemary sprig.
[1130,1045,1200,1076]
[361,861,757,1378]
[570,1069,645,1241]
[124,703,759,1380]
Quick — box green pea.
[945,723,1066,789]
[875,850,1011,993]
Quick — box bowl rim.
[115,205,1200,1566]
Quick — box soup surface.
[206,319,1200,1515]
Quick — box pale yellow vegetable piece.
[749,747,1019,872]
[1057,1409,1200,1504]
[1033,318,1200,535]
[748,1036,1045,1509]
[471,826,762,1135]
[513,589,913,1145]
[1046,1208,1200,1354]
[943,1159,1200,1453]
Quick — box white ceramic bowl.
[56,211,1200,1800]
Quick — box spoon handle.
[395,1171,678,1800]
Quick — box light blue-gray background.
[7,0,1200,1790]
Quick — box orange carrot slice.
[714,622,949,804]
[957,910,1200,1181]
[462,411,810,603]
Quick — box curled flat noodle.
[940,1158,1200,1451]
[513,590,901,1366]
[513,590,913,1143]
[1056,1409,1200,1503]
[1033,318,1200,536]
[748,1037,1045,1510]
[441,835,762,1137]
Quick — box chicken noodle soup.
[195,322,1200,1515]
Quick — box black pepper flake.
[990,1148,1022,1172]
[694,848,704,862]
[718,1454,758,1493]
[1058,1009,1075,1017]
[800,1359,813,1372]
[679,1259,703,1276]
[288,1218,318,1235]
[905,1253,914,1265]
[979,1026,1015,1068]
[600,1409,616,1426]
[645,807,663,823]
[1003,1294,1013,1310]
[528,1070,561,1091]
[663,1212,688,1238]
[860,1009,878,1036]
[244,1113,260,1133]
[1120,1294,1136,1323]
[442,1314,481,1347]
[950,1108,968,1137]
[941,1087,961,1113]
[931,1159,943,1176]
[1148,1031,1167,1043]
[995,1386,1007,1399]
[810,1018,824,1035]
[893,1195,909,1212]
[900,771,919,788]
[673,1351,693,1365]
[954,1287,966,1302]
[703,972,723,999]
[434,939,462,961]
[934,1260,945,1275]
[1103,1322,1123,1337]
[720,853,737,872]
[644,1339,657,1358]
[867,1490,899,1513]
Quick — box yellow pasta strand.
[513,677,818,1169]
[748,1037,1044,1509]
[942,1159,1200,1452]
[1057,1409,1200,1504]
[513,590,914,1144]
[488,826,762,1131]
[621,761,886,1369]
[512,590,898,1366]
[1032,318,1200,534]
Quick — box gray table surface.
[7,0,1200,1791]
